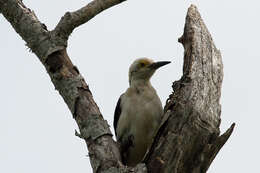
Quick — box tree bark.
[0,0,127,172]
[145,5,235,173]
[0,1,234,172]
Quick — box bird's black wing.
[113,94,123,137]
[114,94,134,165]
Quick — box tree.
[0,0,235,172]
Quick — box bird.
[113,58,171,166]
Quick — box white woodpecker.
[113,58,171,166]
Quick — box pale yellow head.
[128,58,170,86]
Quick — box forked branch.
[0,1,234,172]
[54,0,126,43]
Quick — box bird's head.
[128,58,171,86]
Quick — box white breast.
[116,85,163,166]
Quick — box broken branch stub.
[145,5,235,173]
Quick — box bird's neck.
[129,79,152,91]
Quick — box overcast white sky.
[1,0,259,172]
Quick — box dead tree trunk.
[0,0,234,172]
[144,5,235,173]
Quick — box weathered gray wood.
[145,5,235,173]
[0,1,234,172]
[0,0,126,172]
[54,0,126,45]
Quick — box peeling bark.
[0,1,234,172]
[145,5,235,173]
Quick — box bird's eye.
[140,62,145,67]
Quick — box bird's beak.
[148,61,171,70]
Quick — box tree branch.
[0,0,57,59]
[0,0,127,172]
[200,123,235,172]
[54,0,126,44]
[1,1,234,172]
